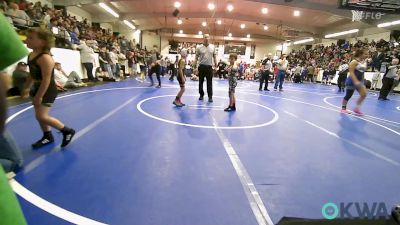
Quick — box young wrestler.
[21,28,75,148]
[224,53,238,112]
[341,49,369,115]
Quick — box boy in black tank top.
[21,28,75,148]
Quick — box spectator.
[307,64,315,83]
[18,0,28,11]
[6,3,30,26]
[109,47,119,78]
[117,50,127,77]
[69,26,80,45]
[0,12,28,175]
[98,47,112,77]
[274,54,288,91]
[371,48,385,72]
[54,62,87,88]
[0,0,8,13]
[56,26,71,48]
[76,39,96,81]
[11,62,29,95]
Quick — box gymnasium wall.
[141,31,161,52]
[3,47,99,80]
[66,6,92,24]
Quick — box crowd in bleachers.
[2,0,399,94]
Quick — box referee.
[259,53,272,91]
[195,34,217,102]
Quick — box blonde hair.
[28,27,55,53]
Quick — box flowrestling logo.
[322,202,390,220]
[351,10,384,22]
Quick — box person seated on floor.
[54,62,87,89]
[11,62,29,95]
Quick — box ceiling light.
[174,1,181,8]
[294,38,315,45]
[199,31,203,35]
[240,24,245,29]
[208,3,215,10]
[247,34,251,38]
[325,29,359,38]
[99,3,119,18]
[264,25,269,30]
[228,33,232,37]
[294,10,300,17]
[179,30,183,34]
[217,20,222,25]
[123,20,136,30]
[177,19,182,25]
[202,21,207,27]
[261,8,268,14]
[227,4,234,12]
[377,20,400,28]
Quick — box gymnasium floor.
[6,77,400,225]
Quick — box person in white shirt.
[76,40,96,81]
[379,58,399,100]
[274,54,288,91]
[108,48,119,77]
[54,63,86,88]
[118,51,127,77]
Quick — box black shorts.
[177,75,185,87]
[30,82,58,107]
[150,64,161,75]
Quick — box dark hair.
[28,27,55,53]
[229,53,238,60]
[354,48,368,58]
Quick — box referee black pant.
[198,64,213,99]
[379,77,394,100]
[259,70,270,90]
